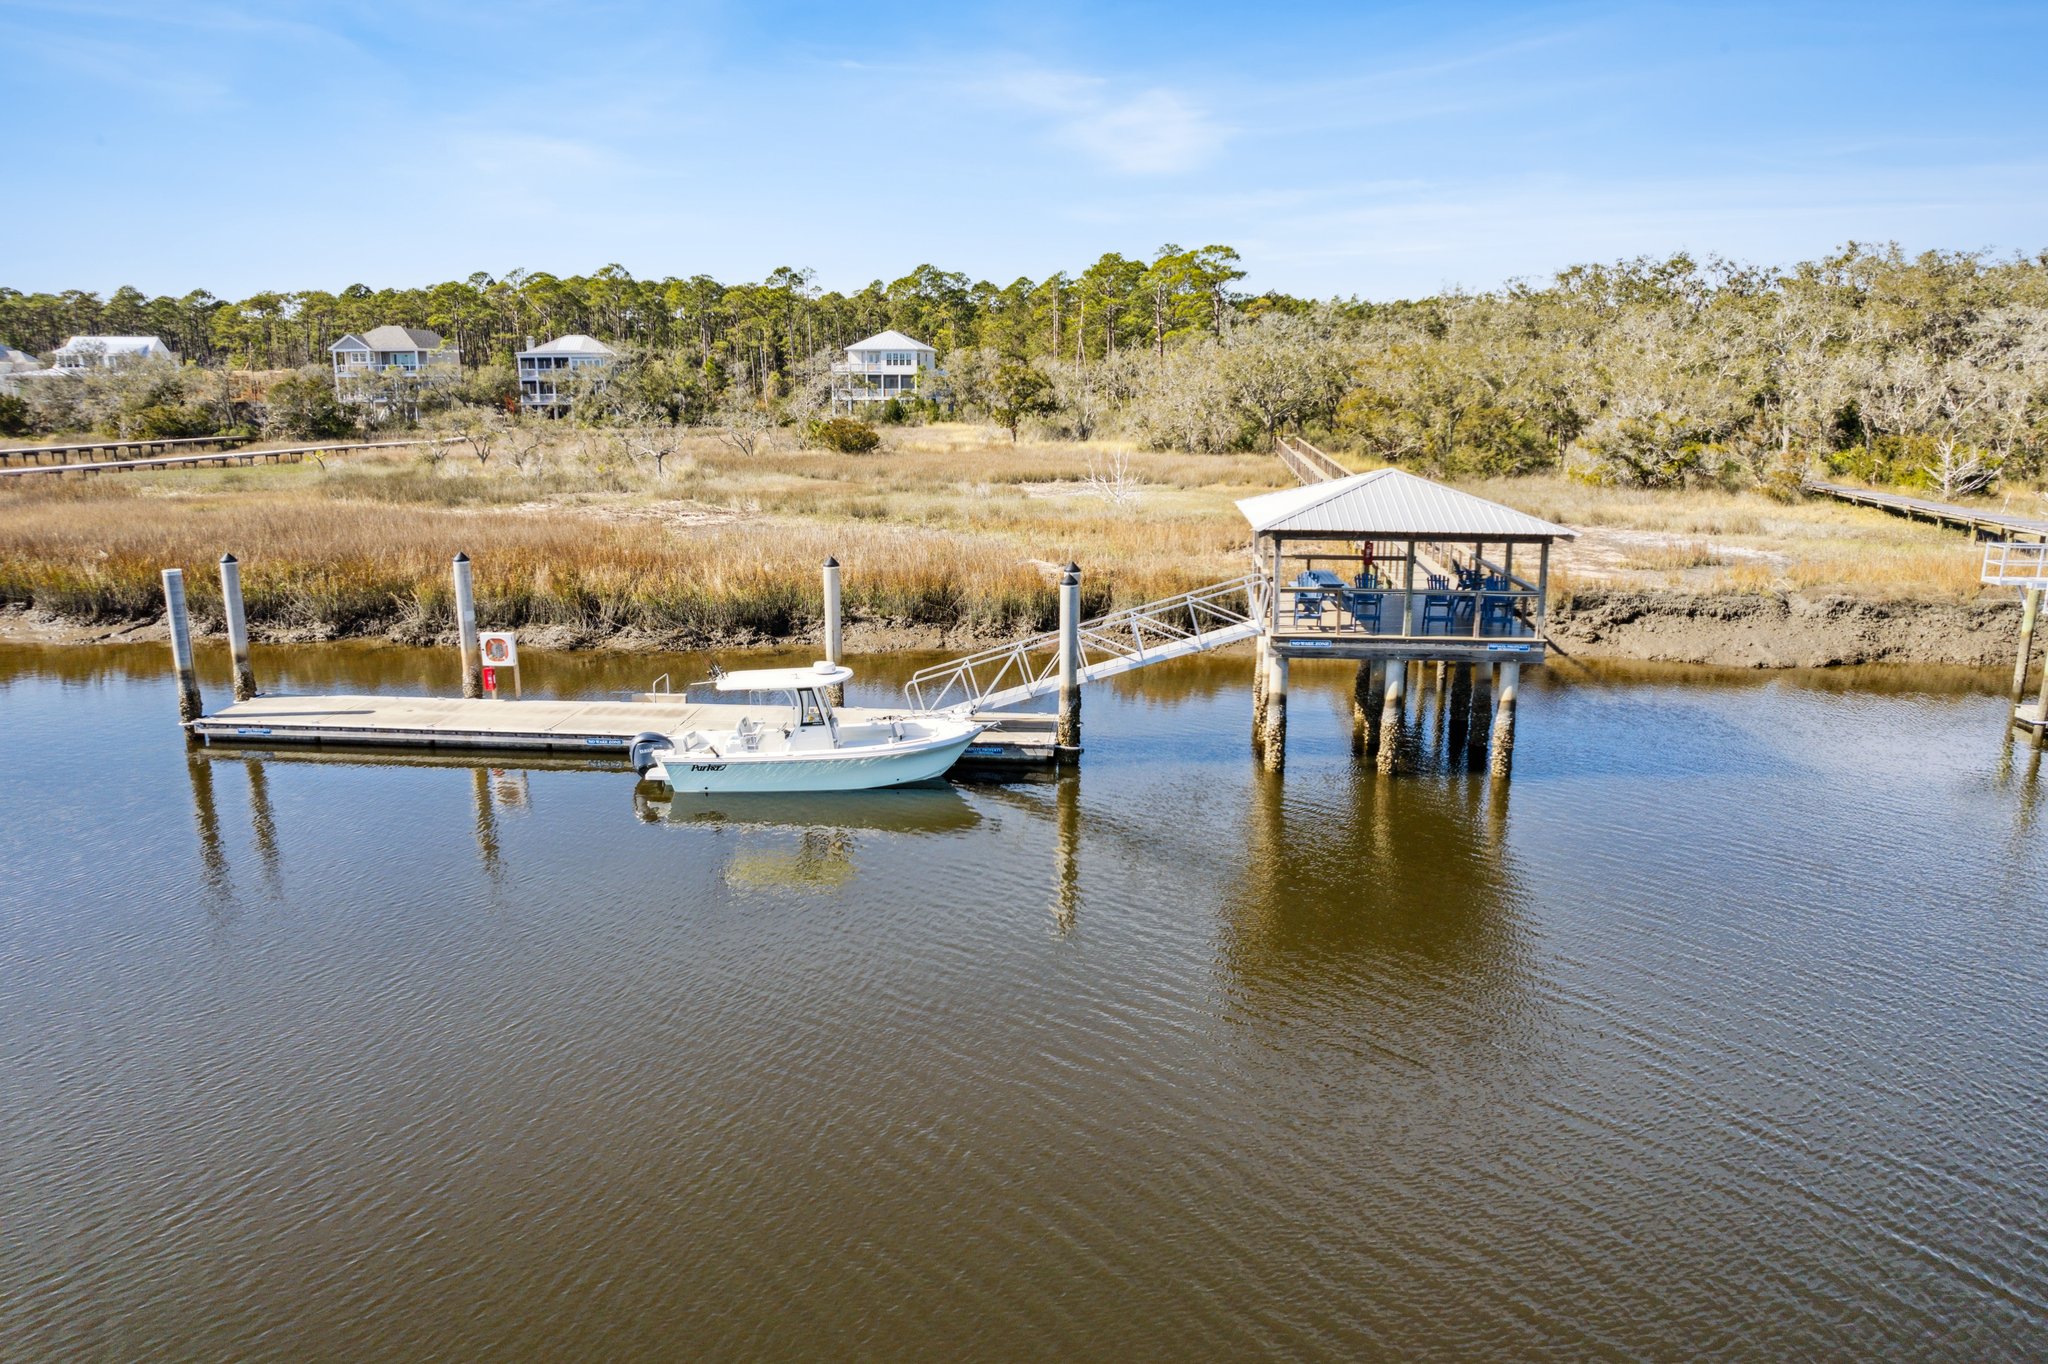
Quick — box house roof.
[53,335,172,356]
[363,325,445,351]
[0,344,37,368]
[845,329,933,353]
[1236,468,1578,540]
[329,334,370,352]
[520,333,618,357]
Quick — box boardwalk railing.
[1276,435,1348,485]
[1803,478,2048,543]
[0,435,461,479]
[905,573,1269,711]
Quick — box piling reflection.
[245,759,283,895]
[185,750,233,903]
[1220,759,1530,1047]
[1052,772,1080,936]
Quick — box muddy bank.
[1547,590,2020,667]
[4,589,2025,669]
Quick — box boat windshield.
[794,688,827,727]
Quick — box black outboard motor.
[628,732,670,778]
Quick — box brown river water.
[2,642,2045,1360]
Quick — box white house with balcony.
[51,335,177,370]
[516,334,619,412]
[830,329,936,412]
[328,326,458,399]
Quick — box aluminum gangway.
[1983,541,2048,588]
[905,573,1268,711]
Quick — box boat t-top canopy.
[1237,467,1576,540]
[713,661,853,693]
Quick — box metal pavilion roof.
[1237,467,1577,540]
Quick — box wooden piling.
[1376,656,1406,774]
[1258,647,1288,769]
[219,553,256,701]
[822,556,845,705]
[2014,587,2042,705]
[1489,660,1521,778]
[161,567,202,726]
[453,552,482,700]
[1057,564,1082,752]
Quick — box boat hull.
[648,728,980,794]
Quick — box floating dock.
[189,692,1060,769]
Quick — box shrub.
[128,403,214,439]
[808,417,881,454]
[0,393,29,436]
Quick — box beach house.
[830,330,936,411]
[516,334,619,411]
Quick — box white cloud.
[973,62,1226,176]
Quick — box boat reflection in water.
[634,780,982,892]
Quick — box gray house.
[329,325,459,399]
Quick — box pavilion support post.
[2013,587,2042,706]
[1351,660,1381,755]
[822,556,844,706]
[453,552,482,699]
[219,553,256,701]
[2032,638,2048,750]
[1376,656,1406,774]
[1057,564,1082,752]
[1490,661,1521,779]
[1252,634,1270,744]
[1258,648,1287,770]
[1447,662,1473,752]
[162,568,203,728]
[1466,663,1492,766]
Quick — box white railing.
[905,573,1268,711]
[1983,541,2048,586]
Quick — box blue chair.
[1342,589,1383,632]
[1421,594,1456,633]
[1479,596,1516,634]
[1292,588,1329,628]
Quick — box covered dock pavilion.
[1237,468,1578,774]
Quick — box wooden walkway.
[189,693,1058,768]
[1803,479,2048,543]
[0,434,251,467]
[0,436,458,479]
[1276,435,1349,485]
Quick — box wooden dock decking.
[1803,479,2048,543]
[188,693,1060,768]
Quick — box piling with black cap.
[453,552,482,699]
[1057,563,1082,753]
[220,553,256,700]
[822,556,845,705]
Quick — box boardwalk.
[0,434,252,467]
[1803,479,2048,543]
[0,436,458,479]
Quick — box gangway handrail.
[1983,540,2048,587]
[905,572,1268,711]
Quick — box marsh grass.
[0,427,1995,642]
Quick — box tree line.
[7,242,2048,495]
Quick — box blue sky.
[4,0,2045,300]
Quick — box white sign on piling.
[479,631,520,698]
